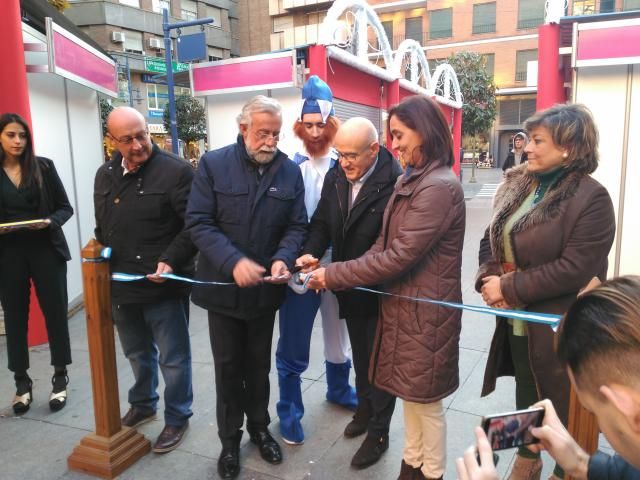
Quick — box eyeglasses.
[254,130,280,142]
[109,129,149,145]
[336,145,371,162]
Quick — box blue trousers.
[112,296,193,426]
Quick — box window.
[515,49,537,81]
[206,5,222,28]
[428,57,446,75]
[381,20,393,47]
[517,0,545,29]
[119,0,140,7]
[623,0,640,10]
[429,8,452,39]
[124,30,143,54]
[573,0,596,15]
[152,0,170,14]
[181,0,197,21]
[600,0,615,12]
[481,53,495,77]
[405,17,423,44]
[208,47,223,62]
[147,85,190,112]
[473,2,496,34]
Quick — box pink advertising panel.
[46,19,117,97]
[191,51,296,96]
[575,19,640,67]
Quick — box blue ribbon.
[111,272,561,329]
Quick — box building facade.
[246,0,639,166]
[66,0,240,140]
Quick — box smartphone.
[481,407,545,451]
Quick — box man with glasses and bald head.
[94,106,197,454]
[186,95,307,479]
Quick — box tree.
[445,51,497,178]
[163,95,207,159]
[99,98,113,136]
[48,0,70,12]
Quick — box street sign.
[144,57,189,74]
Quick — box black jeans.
[208,310,276,443]
[0,240,70,372]
[345,315,396,437]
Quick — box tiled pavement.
[0,167,612,479]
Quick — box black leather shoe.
[218,431,243,479]
[249,429,283,464]
[13,375,33,415]
[344,400,372,438]
[121,406,157,428]
[351,434,389,469]
[398,459,423,480]
[153,421,189,453]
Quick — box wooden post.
[566,385,599,480]
[68,239,150,478]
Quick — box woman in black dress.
[0,113,73,414]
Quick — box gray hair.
[236,95,282,128]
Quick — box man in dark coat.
[94,106,196,454]
[185,95,307,479]
[297,117,402,469]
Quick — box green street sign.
[144,57,189,74]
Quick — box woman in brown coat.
[307,96,465,480]
[476,104,615,480]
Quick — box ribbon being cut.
[110,271,562,329]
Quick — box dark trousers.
[0,240,70,372]
[208,310,276,443]
[346,315,396,437]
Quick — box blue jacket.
[186,136,307,318]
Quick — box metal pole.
[163,8,179,155]
[126,55,133,108]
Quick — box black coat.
[94,144,196,304]
[303,146,402,318]
[502,151,528,171]
[0,156,73,261]
[186,136,308,319]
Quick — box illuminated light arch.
[393,39,432,87]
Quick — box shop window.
[573,0,596,15]
[473,2,496,34]
[600,0,615,12]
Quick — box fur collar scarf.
[489,163,585,259]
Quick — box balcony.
[515,71,528,82]
[472,23,496,35]
[517,17,545,29]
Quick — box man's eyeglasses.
[109,129,149,145]
[254,130,280,142]
[336,145,371,162]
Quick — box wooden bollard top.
[82,238,109,262]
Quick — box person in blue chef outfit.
[275,75,358,446]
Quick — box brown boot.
[508,455,543,480]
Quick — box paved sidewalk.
[0,168,606,479]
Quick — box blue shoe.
[276,374,305,444]
[325,360,358,411]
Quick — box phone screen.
[481,407,545,451]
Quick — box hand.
[456,427,500,480]
[305,267,327,291]
[493,300,512,310]
[263,260,291,284]
[147,262,173,283]
[527,399,590,479]
[481,276,504,306]
[232,257,266,287]
[295,254,320,273]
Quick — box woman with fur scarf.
[475,104,615,480]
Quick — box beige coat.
[326,162,465,403]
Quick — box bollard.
[566,386,599,480]
[67,239,150,479]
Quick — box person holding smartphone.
[458,276,640,480]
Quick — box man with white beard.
[186,95,308,479]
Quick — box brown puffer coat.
[475,163,615,425]
[325,162,465,403]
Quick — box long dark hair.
[387,96,454,168]
[0,113,42,188]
